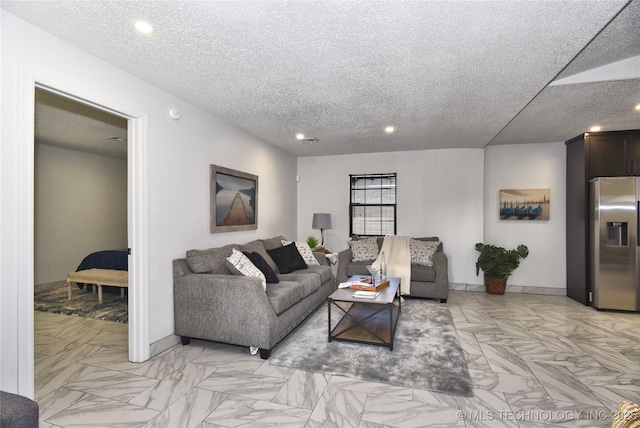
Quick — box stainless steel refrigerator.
[590,177,640,311]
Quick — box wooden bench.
[67,268,128,304]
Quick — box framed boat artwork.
[210,165,258,233]
[499,188,550,221]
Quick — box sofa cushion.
[348,238,379,262]
[243,251,279,284]
[186,244,236,274]
[282,240,320,266]
[410,239,440,266]
[268,243,308,274]
[239,240,278,273]
[277,273,321,298]
[302,265,334,284]
[260,235,288,251]
[226,248,266,290]
[265,281,306,315]
[411,264,436,282]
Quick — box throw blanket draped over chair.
[373,235,411,295]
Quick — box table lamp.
[312,213,332,247]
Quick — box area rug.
[34,282,128,323]
[270,299,473,396]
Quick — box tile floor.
[34,290,640,427]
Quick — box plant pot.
[484,275,507,295]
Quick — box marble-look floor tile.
[197,369,287,401]
[272,370,330,410]
[361,395,464,427]
[132,345,207,379]
[35,362,101,400]
[33,291,640,428]
[328,375,413,401]
[64,369,160,402]
[525,362,604,406]
[479,343,534,377]
[130,362,217,410]
[37,387,92,422]
[142,388,228,428]
[201,395,311,428]
[45,394,159,428]
[306,386,367,428]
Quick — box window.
[349,173,397,237]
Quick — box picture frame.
[499,188,550,221]
[210,165,258,233]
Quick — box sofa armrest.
[312,251,327,265]
[432,245,449,285]
[336,249,353,284]
[173,273,276,349]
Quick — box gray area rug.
[270,298,473,397]
[34,282,128,323]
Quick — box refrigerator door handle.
[637,201,640,246]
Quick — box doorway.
[33,87,129,336]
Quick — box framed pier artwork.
[210,165,258,233]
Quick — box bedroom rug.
[34,281,128,323]
[269,298,473,397]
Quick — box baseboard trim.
[449,283,566,296]
[150,334,181,357]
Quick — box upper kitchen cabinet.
[582,130,640,178]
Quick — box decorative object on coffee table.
[475,242,529,294]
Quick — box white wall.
[35,144,128,284]
[297,149,485,285]
[483,142,566,290]
[1,11,297,394]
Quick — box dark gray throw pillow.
[267,242,308,274]
[243,251,280,284]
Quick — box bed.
[75,249,128,294]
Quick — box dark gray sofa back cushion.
[186,244,236,274]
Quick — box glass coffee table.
[327,275,401,350]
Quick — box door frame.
[17,67,149,396]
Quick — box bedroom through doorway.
[33,87,130,344]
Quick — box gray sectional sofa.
[173,235,335,359]
[337,236,449,303]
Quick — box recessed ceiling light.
[590,126,601,132]
[134,20,154,35]
[385,126,395,134]
[635,103,640,111]
[296,133,305,140]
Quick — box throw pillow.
[243,251,280,284]
[410,239,439,267]
[225,248,266,290]
[348,237,379,262]
[281,240,320,267]
[267,242,308,274]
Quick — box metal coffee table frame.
[327,276,401,350]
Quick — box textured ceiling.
[4,0,640,158]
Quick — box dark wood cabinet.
[566,130,640,306]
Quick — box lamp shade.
[312,213,332,230]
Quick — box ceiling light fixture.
[296,133,305,140]
[590,126,602,132]
[635,103,640,111]
[134,20,154,35]
[385,126,395,134]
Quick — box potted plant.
[306,235,319,250]
[475,243,529,295]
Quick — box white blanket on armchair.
[373,235,411,295]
